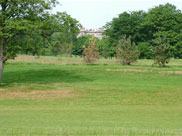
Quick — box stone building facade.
[77,27,104,40]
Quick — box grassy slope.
[0,57,182,135]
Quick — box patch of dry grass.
[8,55,182,66]
[8,55,116,65]
[8,55,83,65]
[0,89,77,100]
[106,68,182,74]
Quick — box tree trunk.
[0,38,5,86]
[0,60,4,86]
[0,1,7,86]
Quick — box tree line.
[74,3,182,59]
[0,1,182,85]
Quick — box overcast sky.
[54,0,182,29]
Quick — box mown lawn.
[0,57,182,135]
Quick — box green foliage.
[104,3,182,59]
[137,42,153,59]
[0,0,61,85]
[48,40,61,56]
[173,33,182,58]
[104,11,146,45]
[0,1,80,58]
[0,0,59,61]
[174,42,182,59]
[143,3,182,45]
[27,12,79,56]
[39,12,81,56]
[116,36,139,65]
[153,32,171,67]
[97,38,114,58]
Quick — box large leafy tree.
[142,3,182,56]
[104,11,146,46]
[17,12,61,56]
[0,0,58,85]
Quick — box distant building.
[77,27,104,40]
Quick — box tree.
[0,0,58,85]
[142,3,182,56]
[83,38,99,64]
[104,11,146,46]
[153,32,171,67]
[116,36,139,65]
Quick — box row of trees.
[81,33,171,67]
[103,3,182,59]
[7,3,179,60]
[74,3,182,59]
[72,3,181,66]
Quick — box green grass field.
[0,56,182,135]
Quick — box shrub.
[153,44,171,67]
[116,36,139,65]
[83,38,99,63]
[153,32,171,67]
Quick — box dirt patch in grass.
[0,90,77,100]
[106,68,152,72]
[106,68,182,75]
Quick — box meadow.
[0,56,182,136]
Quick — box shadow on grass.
[2,69,93,87]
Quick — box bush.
[83,38,99,63]
[153,32,171,67]
[153,44,171,67]
[116,36,139,65]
